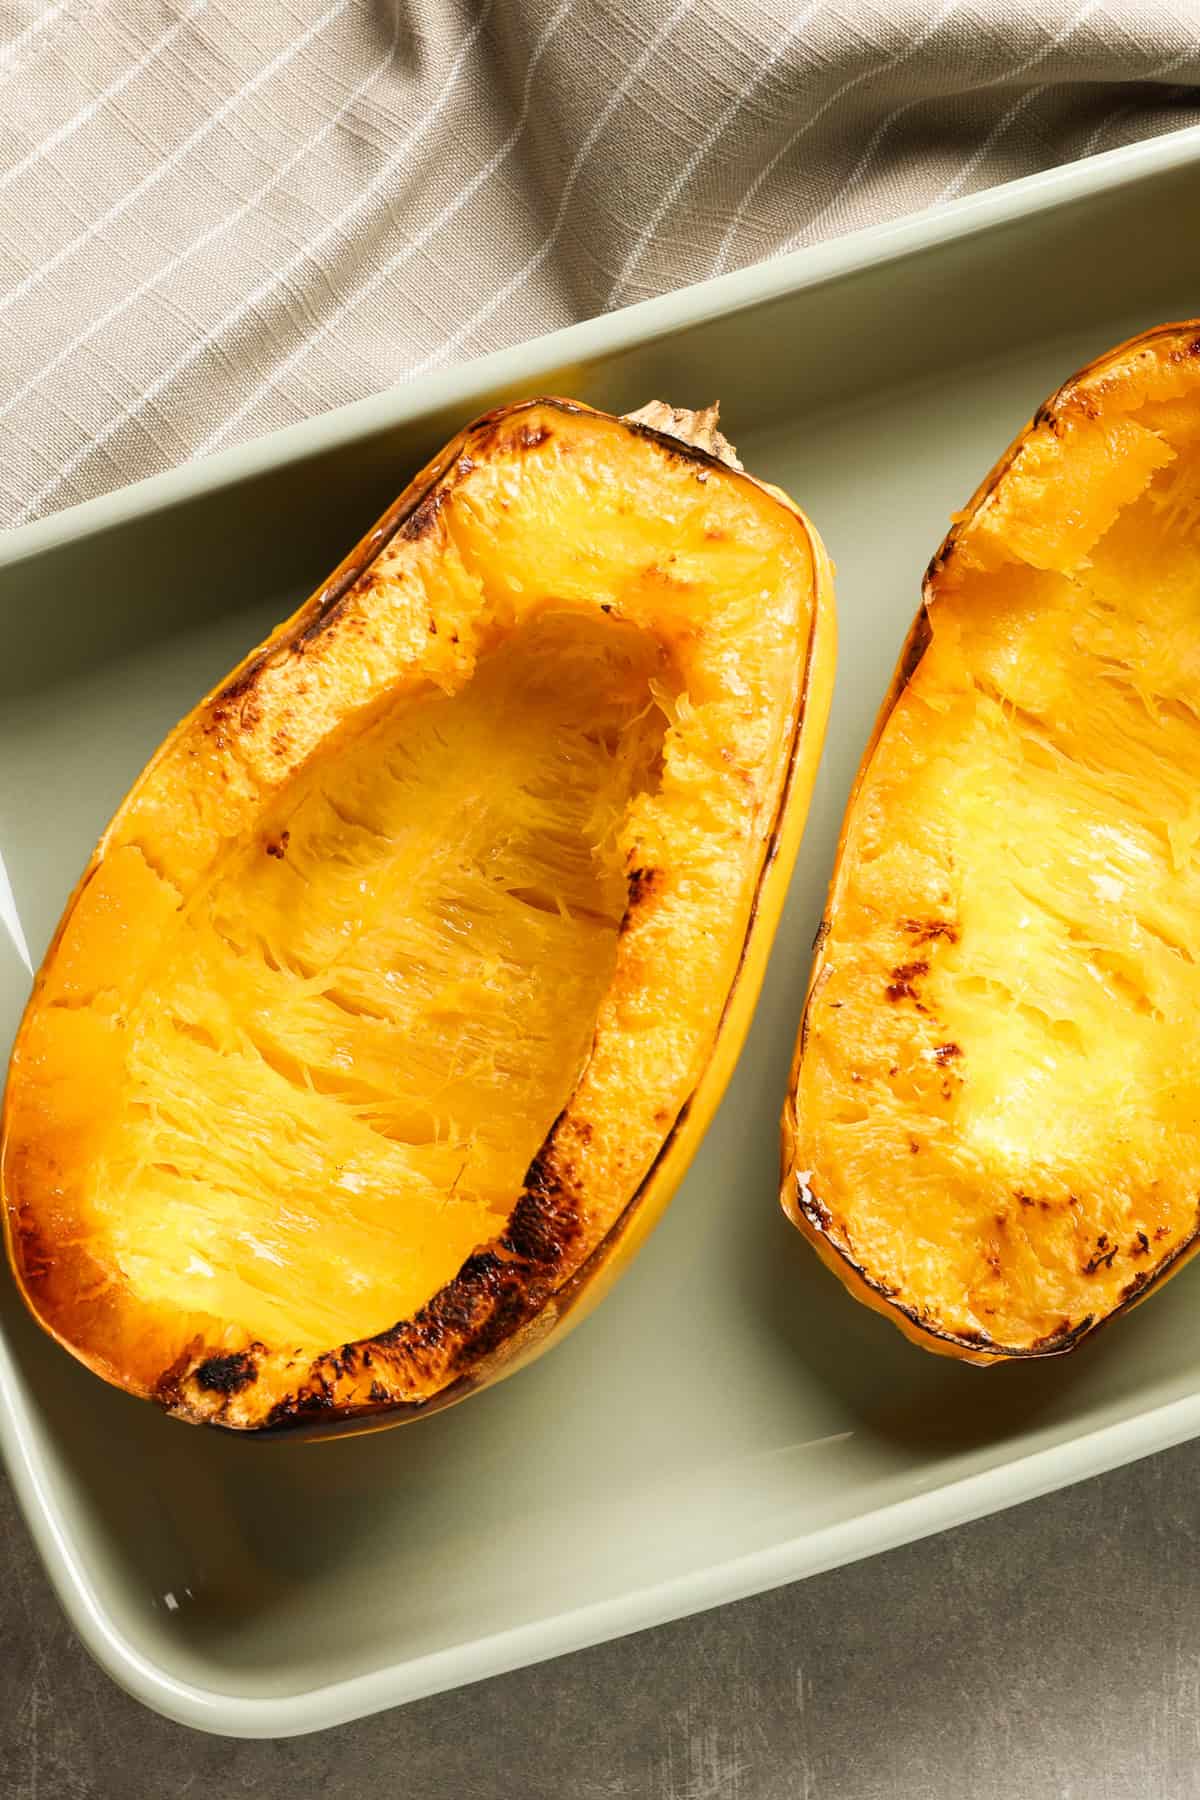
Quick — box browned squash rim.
[784,320,1200,1366]
[232,399,822,1431]
[7,397,824,1432]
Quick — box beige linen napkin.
[0,0,1197,528]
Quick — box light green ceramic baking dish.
[4,124,1200,1738]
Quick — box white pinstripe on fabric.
[0,9,402,432]
[934,0,1107,202]
[404,0,697,381]
[0,0,208,196]
[0,0,69,69]
[770,0,1004,255]
[1076,44,1199,155]
[15,0,496,523]
[603,0,825,308]
[709,0,960,279]
[194,0,575,459]
[0,0,355,318]
[774,0,1104,255]
[3,1,1199,529]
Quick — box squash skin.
[782,321,1200,1366]
[3,397,835,1432]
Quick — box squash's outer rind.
[781,320,1200,1366]
[3,397,835,1433]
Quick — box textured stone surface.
[1,1444,1199,1798]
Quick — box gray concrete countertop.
[2,1442,1197,1799]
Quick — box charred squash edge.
[5,397,834,1431]
[781,321,1200,1367]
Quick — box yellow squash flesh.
[3,398,835,1429]
[784,321,1200,1363]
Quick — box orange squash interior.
[5,399,834,1427]
[785,323,1200,1361]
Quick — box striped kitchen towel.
[1,0,1198,528]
